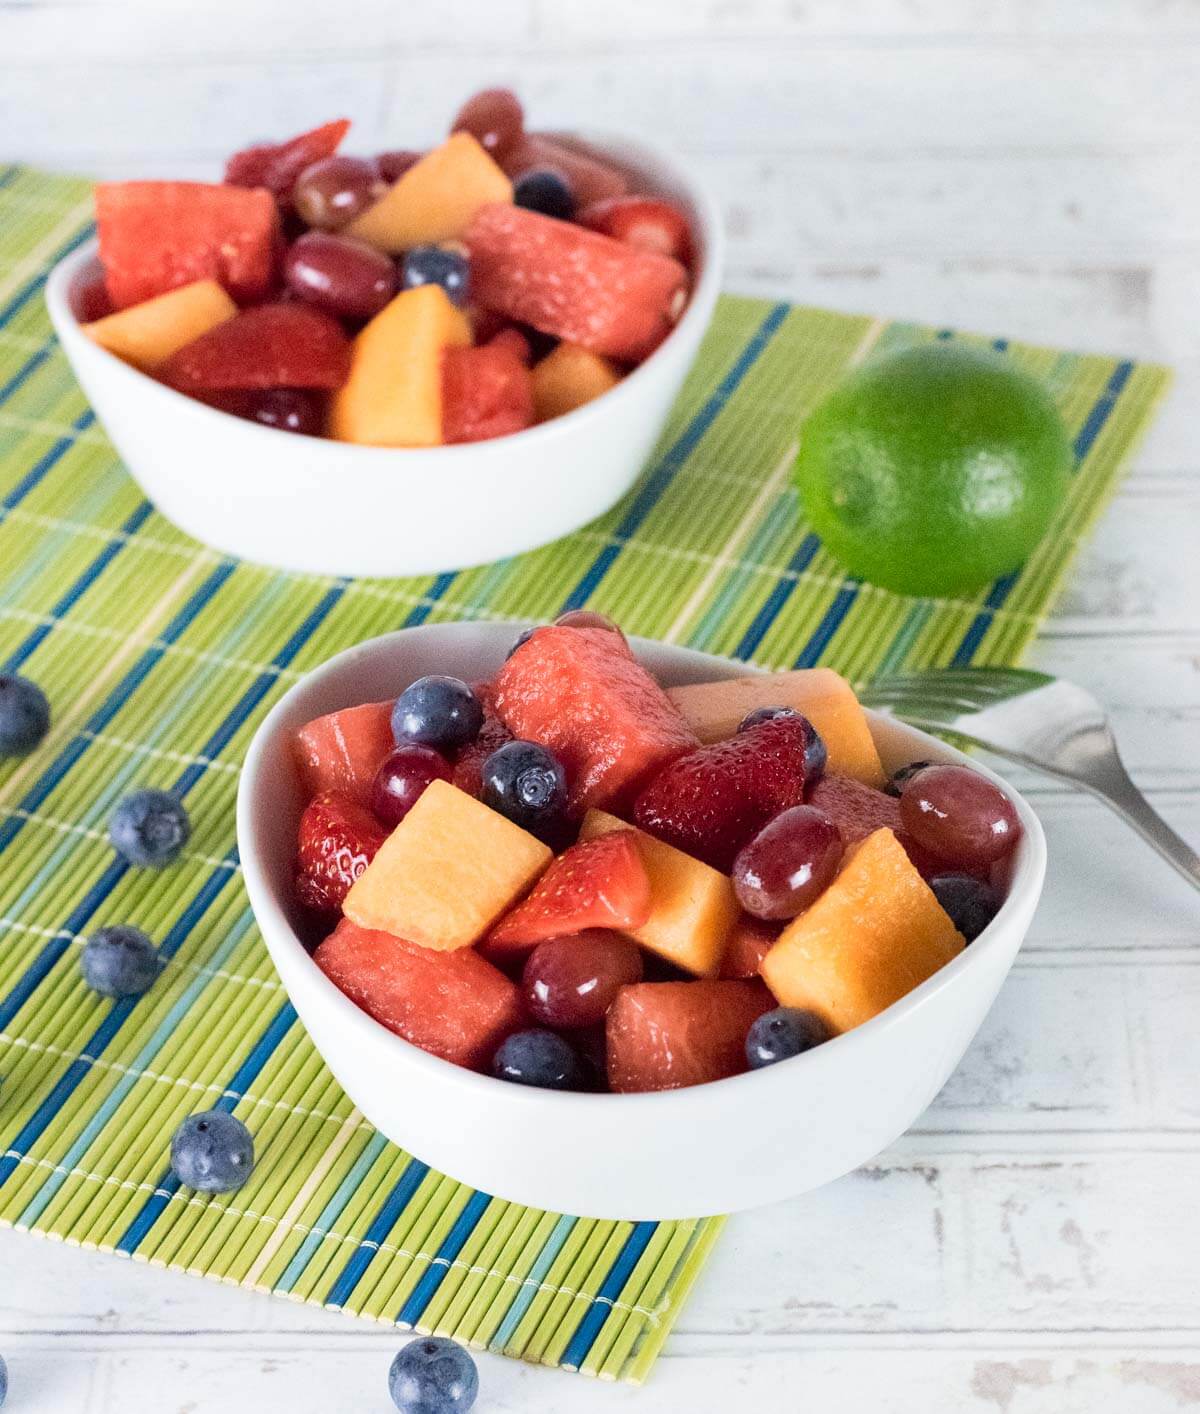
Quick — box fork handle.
[1079,756,1200,893]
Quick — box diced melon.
[83,279,237,372]
[667,668,886,787]
[345,132,512,253]
[344,778,551,950]
[329,285,471,447]
[531,343,621,421]
[291,699,395,806]
[580,809,737,977]
[761,827,965,1033]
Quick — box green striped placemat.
[0,165,1171,1383]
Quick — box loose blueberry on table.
[290,617,1022,1092]
[389,1336,478,1414]
[78,86,696,446]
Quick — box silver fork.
[859,666,1200,892]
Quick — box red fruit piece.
[579,196,692,265]
[465,204,689,363]
[606,980,774,1092]
[295,792,387,916]
[486,832,652,955]
[225,119,351,197]
[807,774,900,846]
[96,181,280,310]
[503,133,629,206]
[487,327,533,364]
[314,917,524,1068]
[160,303,352,393]
[494,625,698,813]
[719,915,782,980]
[442,341,534,444]
[633,717,811,872]
[451,702,513,799]
[292,699,395,806]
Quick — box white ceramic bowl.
[237,622,1046,1220]
[45,135,724,578]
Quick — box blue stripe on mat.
[733,532,821,661]
[397,1188,493,1327]
[489,1214,578,1350]
[0,221,96,328]
[323,1157,432,1308]
[794,580,861,667]
[0,409,94,517]
[561,1221,658,1370]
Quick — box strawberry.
[579,196,692,265]
[485,832,651,955]
[160,303,351,393]
[632,717,811,872]
[808,774,951,879]
[441,341,534,444]
[225,119,351,198]
[295,791,387,917]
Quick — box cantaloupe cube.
[344,779,551,949]
[345,132,512,253]
[761,827,965,1033]
[667,668,886,787]
[329,284,471,447]
[531,343,621,421]
[83,278,237,372]
[579,810,737,977]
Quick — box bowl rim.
[237,621,1048,1115]
[44,129,726,463]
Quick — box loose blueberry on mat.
[480,739,567,840]
[929,873,1002,942]
[492,1028,581,1091]
[738,707,827,784]
[400,245,470,306]
[885,759,935,797]
[0,673,50,757]
[170,1111,255,1193]
[109,789,191,867]
[81,925,161,998]
[388,1336,478,1414]
[505,626,537,659]
[513,168,575,220]
[745,1007,831,1069]
[392,676,483,752]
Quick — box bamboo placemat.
[0,164,1171,1382]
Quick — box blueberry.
[0,674,50,757]
[170,1111,255,1193]
[505,626,537,660]
[81,925,161,998]
[737,707,827,783]
[928,873,1001,942]
[388,1336,478,1414]
[400,245,470,306]
[393,676,483,752]
[885,759,935,797]
[480,740,566,839]
[109,789,190,867]
[745,1007,830,1069]
[492,1029,581,1091]
[513,168,574,220]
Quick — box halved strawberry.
[160,303,351,393]
[632,717,810,872]
[295,791,387,917]
[225,119,351,197]
[485,832,651,956]
[579,196,692,265]
[442,341,535,443]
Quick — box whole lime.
[793,342,1072,596]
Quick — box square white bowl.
[237,622,1046,1220]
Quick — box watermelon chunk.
[314,918,524,1069]
[451,686,513,798]
[503,134,630,206]
[808,774,900,846]
[718,915,781,980]
[465,204,689,363]
[442,340,534,444]
[160,303,351,393]
[95,181,280,310]
[494,625,698,813]
[291,699,395,806]
[606,980,774,1092]
[225,119,351,197]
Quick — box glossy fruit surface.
[376,149,423,183]
[899,764,1021,868]
[222,387,325,436]
[370,743,452,828]
[513,168,574,220]
[388,1336,479,1414]
[794,343,1072,595]
[480,739,567,840]
[0,673,50,756]
[745,1007,831,1068]
[522,930,644,1028]
[68,257,113,322]
[392,676,483,752]
[451,87,523,160]
[885,759,935,796]
[160,303,351,392]
[732,805,844,920]
[738,706,827,783]
[225,119,350,197]
[554,609,626,642]
[171,1111,255,1193]
[929,872,1003,941]
[491,1028,582,1090]
[295,791,387,915]
[81,925,161,998]
[400,245,470,306]
[293,154,381,230]
[109,789,190,867]
[284,231,396,320]
[579,195,692,263]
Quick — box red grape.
[898,764,1021,869]
[522,930,643,1029]
[732,805,844,920]
[284,231,396,321]
[69,257,112,322]
[370,743,451,828]
[232,388,324,436]
[293,155,382,231]
[451,88,524,160]
[376,149,423,183]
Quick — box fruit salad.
[290,615,1021,1093]
[74,90,696,446]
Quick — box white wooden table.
[2,3,1198,1410]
